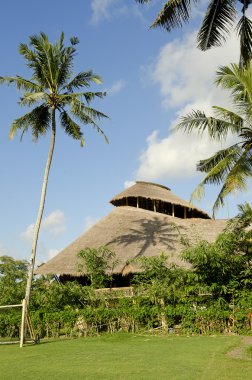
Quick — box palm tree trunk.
[20,108,56,345]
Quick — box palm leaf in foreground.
[176,62,252,215]
[136,0,252,66]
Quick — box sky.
[0,0,251,264]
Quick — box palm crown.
[176,62,252,216]
[0,32,108,144]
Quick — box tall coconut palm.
[136,0,252,65]
[0,32,108,342]
[176,62,252,216]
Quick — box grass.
[0,334,251,379]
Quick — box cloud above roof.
[135,29,239,181]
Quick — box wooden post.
[172,204,174,217]
[184,207,187,219]
[137,197,139,208]
[154,200,156,212]
[20,299,26,348]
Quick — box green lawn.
[0,334,251,379]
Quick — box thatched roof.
[110,181,210,219]
[35,206,227,277]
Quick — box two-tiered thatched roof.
[35,181,227,277]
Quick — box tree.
[0,256,28,305]
[181,206,252,298]
[78,247,117,288]
[136,0,252,65]
[0,32,108,338]
[176,62,252,215]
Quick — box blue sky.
[0,0,251,264]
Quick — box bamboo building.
[35,181,227,284]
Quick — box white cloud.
[83,216,98,232]
[124,180,136,189]
[20,223,34,243]
[105,80,126,96]
[136,129,234,181]
[20,209,66,243]
[90,0,148,24]
[42,210,66,237]
[146,31,239,109]
[90,0,127,24]
[136,29,240,182]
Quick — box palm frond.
[19,92,48,107]
[190,182,205,203]
[190,144,243,212]
[197,0,236,51]
[236,15,252,66]
[9,104,51,141]
[197,144,242,179]
[70,36,79,46]
[176,109,240,140]
[212,106,243,130]
[70,101,109,143]
[63,71,103,93]
[151,0,199,31]
[59,111,83,142]
[60,92,106,105]
[19,43,38,62]
[240,127,252,149]
[216,63,252,105]
[0,76,41,92]
[228,201,252,231]
[212,149,252,214]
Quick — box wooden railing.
[94,286,134,298]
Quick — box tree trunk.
[20,108,56,345]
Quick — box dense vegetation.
[1,205,252,339]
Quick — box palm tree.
[0,32,108,343]
[175,62,252,216]
[136,0,252,65]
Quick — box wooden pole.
[0,304,22,309]
[20,299,26,348]
[172,204,174,217]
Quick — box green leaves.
[177,62,252,214]
[138,1,252,66]
[78,247,118,289]
[197,0,236,51]
[9,104,51,141]
[1,32,108,144]
[151,1,198,31]
[60,110,83,142]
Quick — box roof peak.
[135,181,171,191]
[110,181,210,219]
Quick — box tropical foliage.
[1,204,252,338]
[0,256,27,306]
[78,247,118,288]
[136,0,252,65]
[176,62,252,215]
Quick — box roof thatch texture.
[110,181,210,218]
[35,206,227,277]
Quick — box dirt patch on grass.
[227,336,252,360]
